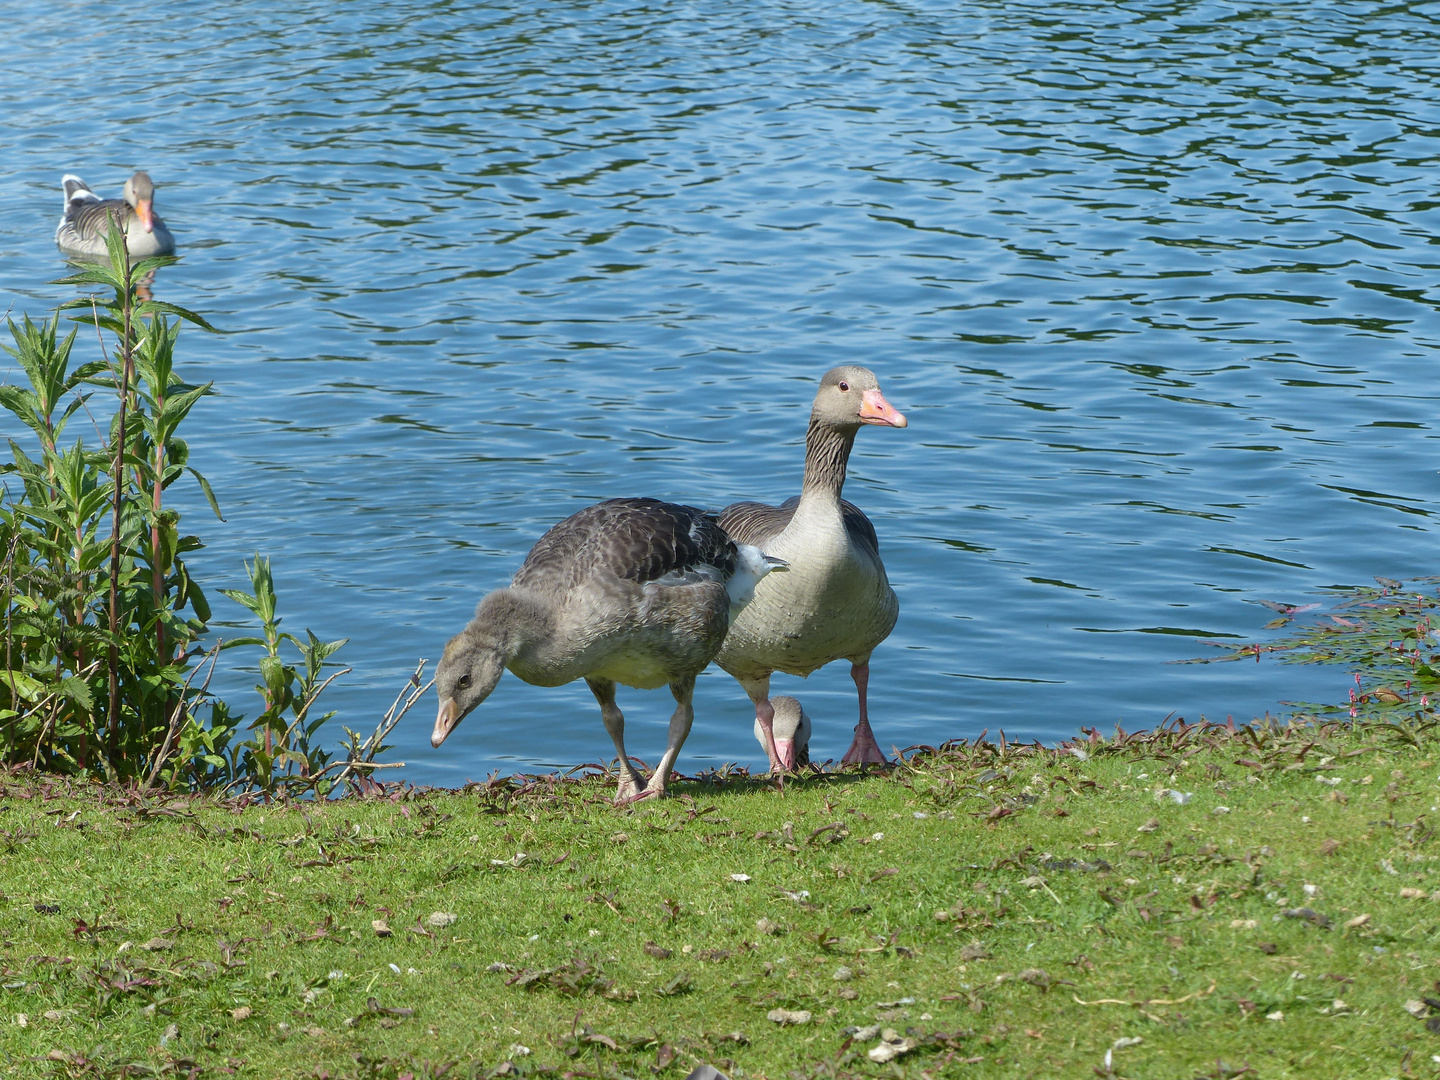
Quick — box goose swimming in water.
[55,172,175,260]
[717,366,908,772]
[433,497,786,802]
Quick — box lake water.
[3,0,1438,785]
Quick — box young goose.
[718,366,908,771]
[55,172,175,259]
[753,696,811,771]
[433,497,785,802]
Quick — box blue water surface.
[2,0,1438,784]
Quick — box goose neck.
[478,586,554,655]
[800,415,857,505]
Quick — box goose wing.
[719,495,879,559]
[61,176,99,207]
[62,198,133,244]
[513,497,737,595]
[717,498,794,548]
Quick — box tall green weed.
[0,228,408,793]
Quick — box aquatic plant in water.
[1185,575,1440,730]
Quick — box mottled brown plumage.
[515,498,739,593]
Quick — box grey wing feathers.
[839,498,880,558]
[513,498,738,593]
[63,198,132,242]
[63,177,97,203]
[719,495,880,557]
[647,565,727,589]
[717,497,798,547]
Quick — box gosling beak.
[775,738,797,773]
[432,697,461,748]
[858,388,907,428]
[764,555,789,572]
[135,199,155,233]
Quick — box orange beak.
[135,199,155,233]
[432,698,461,748]
[858,389,907,428]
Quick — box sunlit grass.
[2,714,1438,1079]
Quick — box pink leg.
[742,676,783,773]
[842,661,889,765]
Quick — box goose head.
[754,695,812,771]
[432,588,547,747]
[813,366,907,430]
[122,171,159,233]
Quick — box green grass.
[3,718,1440,1079]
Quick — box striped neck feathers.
[800,413,858,501]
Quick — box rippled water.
[3,0,1439,784]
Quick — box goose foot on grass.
[842,662,890,766]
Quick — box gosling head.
[755,695,811,772]
[432,589,546,748]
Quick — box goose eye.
[838,381,850,392]
[457,674,471,689]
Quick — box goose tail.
[726,544,788,617]
[60,174,99,208]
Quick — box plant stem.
[106,237,133,768]
[152,384,166,666]
[2,535,18,762]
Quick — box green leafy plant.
[0,226,392,792]
[221,555,349,790]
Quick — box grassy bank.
[2,718,1438,1080]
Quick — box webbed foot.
[842,720,890,766]
[615,773,646,803]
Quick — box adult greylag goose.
[753,696,811,771]
[433,497,786,801]
[55,172,175,259]
[717,365,907,770]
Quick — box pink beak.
[858,389,907,428]
[432,698,460,748]
[775,738,797,772]
[135,199,155,233]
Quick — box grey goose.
[717,366,907,771]
[56,172,175,259]
[753,695,812,771]
[433,497,785,801]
